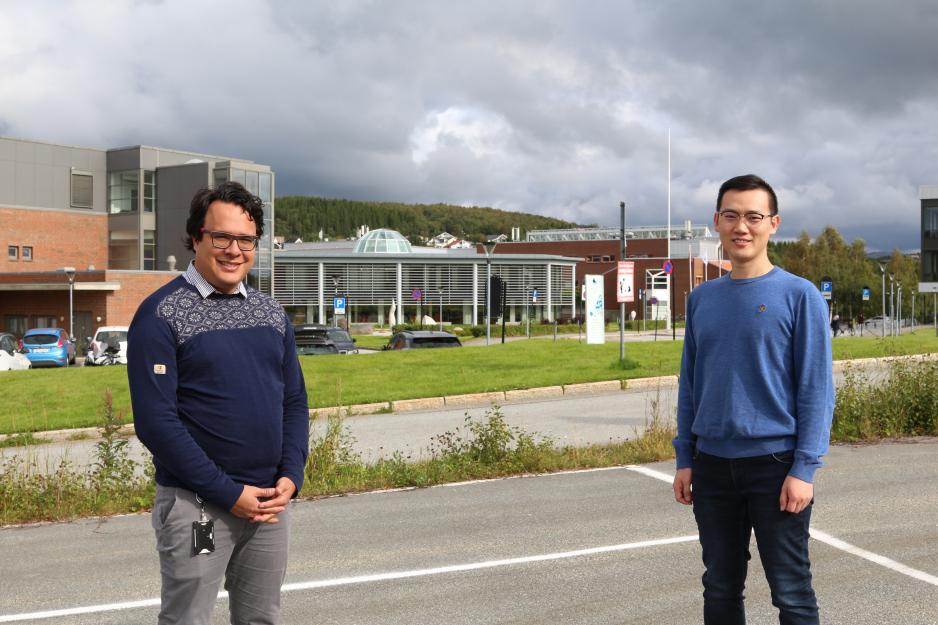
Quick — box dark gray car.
[384,330,462,350]
[294,324,358,354]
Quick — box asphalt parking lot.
[0,438,936,625]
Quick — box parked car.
[0,332,30,371]
[21,328,76,367]
[84,326,129,366]
[294,324,358,354]
[294,332,340,356]
[384,330,462,350]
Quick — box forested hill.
[274,196,581,243]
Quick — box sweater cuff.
[673,438,694,470]
[789,454,821,484]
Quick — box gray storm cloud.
[1,0,935,251]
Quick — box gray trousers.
[151,485,291,625]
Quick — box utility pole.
[619,201,626,364]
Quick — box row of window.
[7,245,33,262]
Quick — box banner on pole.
[616,261,635,303]
[585,274,605,344]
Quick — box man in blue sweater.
[673,174,834,625]
[128,182,309,625]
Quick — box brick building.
[1,136,275,345]
[488,225,729,321]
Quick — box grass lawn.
[1,330,936,435]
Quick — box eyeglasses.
[200,229,259,251]
[718,210,775,227]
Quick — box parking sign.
[334,297,346,315]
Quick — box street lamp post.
[896,282,902,334]
[888,273,895,336]
[330,276,339,327]
[61,267,76,366]
[879,264,886,338]
[482,241,498,345]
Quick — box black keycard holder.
[192,520,215,555]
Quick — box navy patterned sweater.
[128,276,309,510]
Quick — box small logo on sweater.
[758,304,766,313]
[153,364,166,375]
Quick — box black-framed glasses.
[200,228,259,251]
[718,210,775,227]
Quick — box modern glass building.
[921,186,938,297]
[273,229,578,326]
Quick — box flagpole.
[665,127,674,327]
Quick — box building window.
[108,170,139,214]
[214,168,228,187]
[22,246,32,261]
[4,315,27,337]
[144,170,156,213]
[259,173,271,201]
[245,170,259,196]
[924,251,938,283]
[70,171,94,208]
[231,168,246,186]
[143,230,157,270]
[7,245,17,261]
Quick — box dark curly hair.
[716,174,778,216]
[184,181,265,252]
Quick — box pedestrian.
[128,181,309,625]
[672,174,834,625]
[831,314,841,337]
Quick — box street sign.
[532,288,539,303]
[333,297,346,315]
[820,277,833,301]
[411,289,422,300]
[649,296,659,305]
[617,261,635,303]
[662,260,673,275]
[862,286,871,301]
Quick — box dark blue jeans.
[692,450,819,625]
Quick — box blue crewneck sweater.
[674,267,834,483]
[128,277,309,510]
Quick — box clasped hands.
[230,477,296,524]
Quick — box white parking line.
[0,534,699,623]
[625,464,938,587]
[809,529,938,587]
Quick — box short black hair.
[184,181,265,251]
[716,174,778,215]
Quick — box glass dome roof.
[353,229,413,254]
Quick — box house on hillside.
[428,232,473,249]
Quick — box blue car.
[21,328,76,367]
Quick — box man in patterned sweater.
[128,181,309,625]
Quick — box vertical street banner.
[616,261,635,303]
[585,274,605,344]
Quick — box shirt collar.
[183,261,248,299]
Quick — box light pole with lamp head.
[61,267,76,365]
[889,273,895,336]
[896,280,902,334]
[330,276,340,327]
[879,264,886,338]
[482,241,498,345]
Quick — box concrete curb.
[505,386,564,402]
[444,392,506,408]
[624,376,679,390]
[562,380,624,394]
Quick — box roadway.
[0,439,936,624]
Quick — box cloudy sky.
[2,0,936,251]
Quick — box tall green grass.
[832,357,938,440]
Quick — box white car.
[0,332,30,371]
[85,326,129,365]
